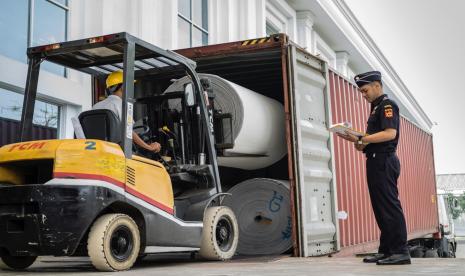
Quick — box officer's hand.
[336,132,358,143]
[148,142,161,153]
[354,143,365,151]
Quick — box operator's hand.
[336,131,358,143]
[148,142,161,153]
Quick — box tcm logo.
[9,142,47,152]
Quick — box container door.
[288,45,339,256]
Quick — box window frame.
[0,81,61,132]
[0,1,69,73]
[25,0,69,76]
[265,0,296,40]
[177,0,208,48]
[266,21,280,36]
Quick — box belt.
[365,152,395,158]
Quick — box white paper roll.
[164,74,286,170]
[222,178,292,255]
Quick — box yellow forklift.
[0,33,238,271]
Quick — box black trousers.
[366,152,408,254]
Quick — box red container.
[328,70,439,254]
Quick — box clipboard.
[329,122,365,137]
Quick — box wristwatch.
[357,136,363,145]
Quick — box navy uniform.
[354,71,410,265]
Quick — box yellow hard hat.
[106,71,124,88]
[106,71,137,89]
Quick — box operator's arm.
[132,131,161,153]
[113,101,160,153]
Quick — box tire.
[135,254,147,264]
[0,255,37,270]
[199,206,238,260]
[438,237,451,258]
[410,247,425,258]
[446,242,456,258]
[424,249,439,258]
[87,214,140,271]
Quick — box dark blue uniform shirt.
[363,94,400,154]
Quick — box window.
[265,0,296,40]
[0,88,59,129]
[32,0,68,76]
[0,0,29,63]
[266,21,279,36]
[0,0,68,76]
[178,0,208,48]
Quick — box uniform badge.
[384,107,393,118]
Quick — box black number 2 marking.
[85,141,96,150]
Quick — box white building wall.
[0,0,349,140]
[0,48,91,140]
[69,0,178,49]
[314,32,336,68]
[296,11,316,53]
[209,0,266,44]
[265,0,296,40]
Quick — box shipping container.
[92,34,338,257]
[175,34,338,257]
[0,117,57,147]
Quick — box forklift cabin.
[0,33,238,272]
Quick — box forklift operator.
[92,71,161,153]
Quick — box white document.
[329,122,365,137]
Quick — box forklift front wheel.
[199,206,238,260]
[87,214,140,272]
[0,255,37,270]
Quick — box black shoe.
[363,253,390,263]
[376,253,411,265]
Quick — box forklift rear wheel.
[87,214,140,271]
[0,255,37,270]
[199,206,238,260]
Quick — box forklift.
[0,33,238,271]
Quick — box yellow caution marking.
[241,37,274,46]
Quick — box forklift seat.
[78,109,122,145]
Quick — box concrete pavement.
[1,240,464,276]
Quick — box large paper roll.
[222,178,292,255]
[164,74,286,170]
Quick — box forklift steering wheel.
[133,125,152,142]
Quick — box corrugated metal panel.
[328,70,439,251]
[0,118,57,147]
[291,47,337,256]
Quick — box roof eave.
[325,0,434,129]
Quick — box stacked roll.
[164,74,286,170]
[222,178,292,255]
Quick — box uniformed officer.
[337,71,411,265]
